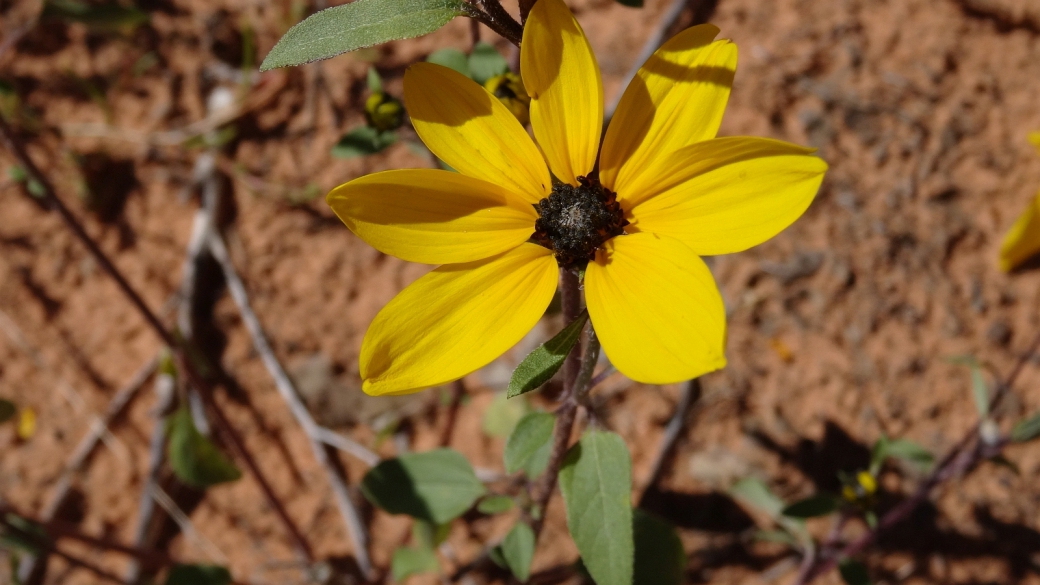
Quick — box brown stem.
[530,269,594,536]
[439,379,467,447]
[795,328,1040,584]
[465,1,523,47]
[0,115,315,562]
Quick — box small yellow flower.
[364,91,405,132]
[999,132,1040,272]
[17,407,36,441]
[328,0,827,396]
[484,72,530,126]
[841,470,877,508]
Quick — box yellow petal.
[628,137,827,255]
[600,24,737,200]
[585,233,726,384]
[404,63,550,203]
[999,190,1040,272]
[327,169,537,264]
[521,0,603,184]
[361,244,558,395]
[1030,132,1040,155]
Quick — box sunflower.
[327,0,827,396]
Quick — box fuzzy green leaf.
[633,509,685,585]
[367,67,383,93]
[427,48,470,76]
[467,42,509,85]
[559,430,633,585]
[482,392,529,438]
[164,565,232,585]
[838,559,871,585]
[361,448,486,524]
[504,412,554,476]
[782,494,841,518]
[167,408,242,489]
[1012,412,1040,443]
[883,438,934,471]
[507,313,587,398]
[476,495,515,515]
[392,546,440,580]
[970,364,989,417]
[331,126,397,158]
[260,0,468,70]
[730,478,785,519]
[0,399,16,424]
[501,522,535,582]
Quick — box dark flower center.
[532,175,628,269]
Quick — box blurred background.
[2,0,1040,583]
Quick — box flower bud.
[365,91,405,132]
[484,72,530,126]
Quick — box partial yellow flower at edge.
[1030,131,1040,155]
[326,0,827,396]
[999,190,1040,272]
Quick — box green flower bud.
[484,72,530,126]
[365,91,405,132]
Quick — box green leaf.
[633,509,685,585]
[1012,412,1040,443]
[467,42,509,85]
[970,364,989,417]
[0,399,16,424]
[501,522,535,582]
[507,313,587,398]
[43,0,149,32]
[260,0,468,70]
[558,430,633,585]
[482,392,530,438]
[864,510,878,528]
[869,436,888,475]
[0,514,48,554]
[477,495,515,515]
[729,478,785,519]
[367,67,383,93]
[331,126,397,158]
[164,565,232,585]
[782,494,841,518]
[412,520,450,549]
[391,546,440,581]
[361,448,487,524]
[838,559,871,585]
[884,438,934,471]
[167,408,242,489]
[504,412,555,476]
[427,48,470,76]
[752,529,801,548]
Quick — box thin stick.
[14,358,157,584]
[637,378,701,506]
[0,512,132,578]
[795,329,1040,584]
[207,231,373,578]
[0,115,315,561]
[312,426,381,467]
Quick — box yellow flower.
[327,0,828,396]
[998,132,1040,272]
[484,72,531,126]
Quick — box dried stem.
[794,328,1040,584]
[0,115,315,562]
[208,231,372,577]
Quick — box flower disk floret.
[326,0,828,396]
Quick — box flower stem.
[530,268,599,537]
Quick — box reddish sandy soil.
[2,0,1040,583]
